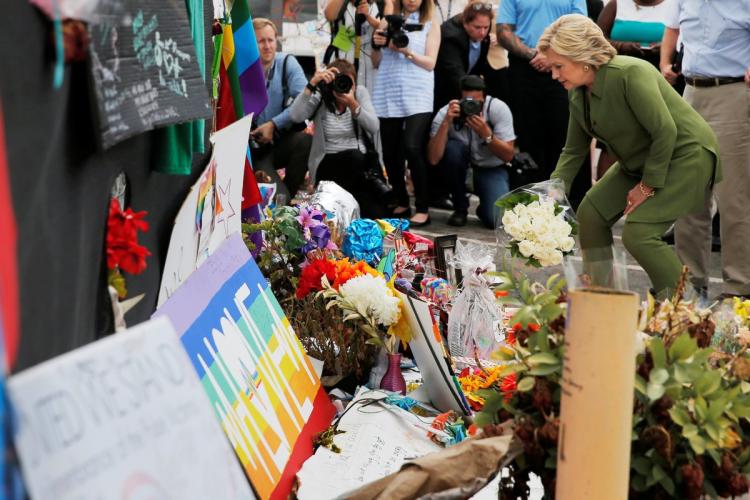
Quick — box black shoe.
[429,197,454,210]
[447,211,468,227]
[409,214,431,227]
[391,206,412,219]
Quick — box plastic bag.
[447,241,503,359]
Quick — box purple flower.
[296,205,337,253]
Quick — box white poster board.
[8,317,255,500]
[157,114,253,307]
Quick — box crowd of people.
[247,0,749,299]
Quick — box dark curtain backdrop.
[0,1,215,371]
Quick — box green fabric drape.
[153,0,206,175]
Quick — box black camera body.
[318,73,354,96]
[318,73,355,112]
[454,97,483,129]
[373,15,411,49]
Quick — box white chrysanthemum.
[339,274,401,326]
[518,239,535,257]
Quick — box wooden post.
[556,288,639,500]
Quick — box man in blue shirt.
[251,18,311,200]
[497,0,587,189]
[660,1,750,299]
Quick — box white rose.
[518,239,535,257]
[560,236,575,252]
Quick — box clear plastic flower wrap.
[494,179,577,271]
[447,241,504,359]
[309,181,360,230]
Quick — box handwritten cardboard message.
[89,1,211,149]
[8,317,255,500]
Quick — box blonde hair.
[537,14,617,69]
[252,17,278,36]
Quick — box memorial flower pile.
[475,270,750,499]
[497,192,576,268]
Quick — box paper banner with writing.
[155,234,336,500]
[8,316,254,500]
[88,0,211,149]
[157,114,252,307]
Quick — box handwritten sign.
[8,317,255,500]
[157,114,252,307]
[89,1,211,149]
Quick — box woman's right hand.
[372,29,388,48]
[309,66,339,87]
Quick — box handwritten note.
[295,390,442,499]
[8,317,255,500]
[88,2,210,149]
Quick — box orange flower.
[501,373,517,401]
[506,329,517,346]
[332,258,378,289]
[494,290,509,298]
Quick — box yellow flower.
[722,428,741,449]
[386,277,413,346]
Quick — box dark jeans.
[251,130,312,200]
[508,55,569,181]
[379,113,433,214]
[316,149,388,219]
[440,139,510,228]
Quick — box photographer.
[323,0,389,90]
[250,18,311,201]
[427,75,515,227]
[371,0,441,227]
[288,59,388,218]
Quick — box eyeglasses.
[470,2,494,11]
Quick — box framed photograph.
[433,235,462,288]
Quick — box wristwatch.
[306,82,317,93]
[483,135,493,145]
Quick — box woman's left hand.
[624,182,655,215]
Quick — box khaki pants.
[675,82,750,295]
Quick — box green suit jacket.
[551,56,721,223]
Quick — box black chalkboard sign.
[88,0,211,149]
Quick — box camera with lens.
[373,15,412,49]
[454,97,483,128]
[318,73,354,111]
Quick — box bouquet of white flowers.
[496,181,577,268]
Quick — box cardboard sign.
[157,114,252,307]
[154,234,336,500]
[8,316,254,500]
[88,0,211,149]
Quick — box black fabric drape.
[0,1,214,371]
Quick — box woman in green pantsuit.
[537,14,721,296]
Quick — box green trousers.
[577,197,682,297]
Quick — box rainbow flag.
[216,0,268,211]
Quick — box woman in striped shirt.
[371,0,441,227]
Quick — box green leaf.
[695,371,722,397]
[647,382,665,402]
[695,396,708,422]
[650,368,669,385]
[669,332,698,361]
[539,303,563,322]
[527,364,561,376]
[659,476,676,496]
[688,434,706,454]
[517,377,536,392]
[651,464,666,482]
[704,421,721,443]
[669,406,692,426]
[632,457,651,475]
[650,338,667,369]
[634,375,647,395]
[631,475,647,492]
[682,423,699,438]
[527,352,560,366]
